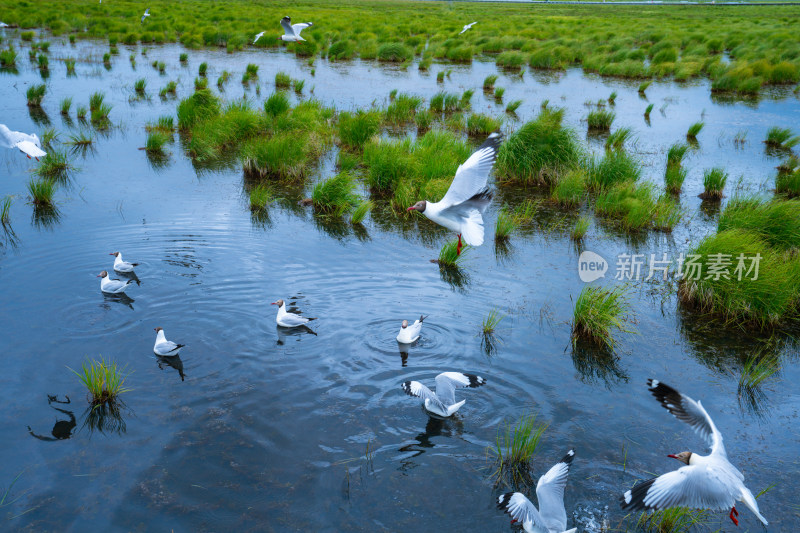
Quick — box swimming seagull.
[280,16,313,42]
[109,251,138,273]
[401,372,486,417]
[407,131,503,255]
[497,450,578,533]
[153,327,185,356]
[620,379,768,527]
[0,124,46,160]
[271,299,317,328]
[97,270,133,294]
[459,22,477,35]
[253,31,265,44]
[141,8,150,23]
[396,315,427,344]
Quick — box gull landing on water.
[1,124,46,160]
[153,327,185,356]
[620,379,768,527]
[396,315,427,344]
[97,270,133,294]
[110,251,138,273]
[459,22,477,35]
[401,372,486,417]
[407,131,503,256]
[280,16,313,42]
[272,299,317,328]
[497,450,577,533]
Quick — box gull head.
[407,200,426,213]
[154,327,163,333]
[667,451,692,465]
[110,252,120,257]
[97,270,108,278]
[401,320,408,329]
[271,299,285,307]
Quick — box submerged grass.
[249,183,273,211]
[572,285,634,350]
[69,357,131,407]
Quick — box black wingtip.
[464,373,486,388]
[306,317,318,321]
[400,381,413,396]
[175,344,186,349]
[419,314,428,323]
[497,492,515,511]
[647,379,680,404]
[561,449,576,465]
[478,130,504,153]
[131,263,139,267]
[620,477,657,511]
[467,187,493,203]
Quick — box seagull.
[401,372,486,417]
[620,379,768,527]
[1,124,46,160]
[109,251,138,273]
[0,22,9,28]
[280,16,313,42]
[253,31,265,43]
[459,22,477,35]
[396,315,427,344]
[97,270,133,294]
[497,450,578,533]
[141,8,150,23]
[407,131,503,255]
[153,327,185,356]
[271,298,317,328]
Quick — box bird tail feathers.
[740,487,768,525]
[446,399,466,416]
[461,210,485,246]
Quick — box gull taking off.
[497,450,577,533]
[396,315,427,344]
[110,251,138,273]
[280,16,312,42]
[153,327,185,356]
[141,8,150,23]
[253,31,265,43]
[459,22,477,35]
[272,299,317,328]
[97,271,133,294]
[620,379,768,527]
[1,124,46,160]
[401,372,485,417]
[407,131,503,255]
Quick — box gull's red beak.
[270,302,277,305]
[406,206,415,211]
[667,454,678,459]
[96,274,102,277]
[109,253,115,255]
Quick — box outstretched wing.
[439,131,502,208]
[536,450,575,532]
[620,464,737,512]
[401,380,446,413]
[16,140,46,158]
[497,492,547,531]
[434,372,485,406]
[280,16,294,36]
[292,22,313,36]
[647,379,726,457]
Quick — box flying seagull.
[459,22,477,35]
[153,327,185,356]
[401,371,485,417]
[497,450,577,533]
[0,124,46,160]
[141,8,150,23]
[110,251,138,273]
[407,131,503,255]
[253,31,265,44]
[97,270,133,294]
[620,379,768,527]
[272,298,317,328]
[280,16,313,42]
[396,315,427,344]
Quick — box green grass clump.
[483,74,498,91]
[0,46,17,67]
[718,196,800,251]
[1,196,11,226]
[776,169,800,198]
[494,87,505,100]
[700,167,727,199]
[572,285,633,350]
[605,127,633,151]
[275,71,291,88]
[490,414,548,488]
[64,57,75,75]
[264,91,291,117]
[497,50,525,71]
[177,89,220,129]
[466,114,502,136]
[59,97,72,116]
[437,238,470,268]
[586,150,641,190]
[385,93,422,125]
[351,199,373,224]
[551,169,587,207]
[76,105,87,120]
[198,61,207,76]
[249,183,273,211]
[216,71,231,89]
[161,80,178,96]
[415,110,433,131]
[338,110,382,149]
[764,127,799,149]
[37,53,48,70]
[638,81,651,95]
[430,92,463,114]
[194,76,208,90]
[328,40,355,60]
[241,130,323,181]
[89,91,105,111]
[145,131,170,154]
[481,308,505,335]
[134,78,146,94]
[377,42,412,62]
[179,52,188,62]
[67,131,93,147]
[594,181,658,231]
[571,216,590,241]
[667,143,689,167]
[636,508,711,533]
[505,100,522,114]
[687,121,704,140]
[26,84,46,107]
[587,109,615,132]
[495,207,518,241]
[34,150,72,180]
[20,31,34,42]
[664,164,687,195]
[28,178,55,206]
[644,103,654,118]
[91,103,112,126]
[311,172,359,216]
[69,357,131,407]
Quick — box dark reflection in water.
[81,401,130,436]
[116,270,141,287]
[437,263,470,290]
[101,292,135,310]
[276,324,318,345]
[28,106,50,126]
[397,342,410,367]
[398,416,464,469]
[145,151,172,171]
[27,395,75,442]
[31,204,61,230]
[313,212,351,241]
[352,222,370,242]
[249,207,272,229]
[570,340,629,388]
[156,355,185,382]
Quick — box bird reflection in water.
[157,354,186,381]
[116,270,141,287]
[276,324,317,345]
[397,342,410,367]
[27,395,75,441]
[398,415,464,470]
[101,292,135,310]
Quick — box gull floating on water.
[272,298,317,328]
[407,131,503,255]
[401,372,486,417]
[141,8,150,23]
[97,270,133,294]
[280,16,313,42]
[497,450,577,533]
[110,251,138,273]
[396,315,427,344]
[153,327,185,356]
[253,31,265,43]
[459,22,477,35]
[1,124,46,160]
[620,379,768,527]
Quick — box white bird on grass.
[109,251,138,273]
[253,31,265,44]
[407,131,503,256]
[459,22,477,35]
[396,315,427,344]
[620,379,768,527]
[271,298,317,328]
[97,270,133,294]
[280,16,313,42]
[153,327,185,356]
[497,450,577,533]
[141,8,150,23]
[401,372,486,417]
[0,124,46,160]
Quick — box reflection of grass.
[249,183,273,211]
[738,352,779,405]
[1,196,11,226]
[572,285,633,350]
[69,357,131,407]
[490,414,548,489]
[571,216,590,240]
[635,507,710,533]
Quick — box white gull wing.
[253,31,265,43]
[459,22,477,34]
[101,277,131,293]
[647,379,726,458]
[16,140,46,158]
[280,17,295,37]
[401,380,447,414]
[292,22,312,37]
[434,371,485,406]
[155,340,180,355]
[439,131,502,208]
[278,312,310,327]
[536,449,575,532]
[1,124,41,149]
[497,492,548,533]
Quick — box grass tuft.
[571,216,590,240]
[351,199,373,224]
[249,183,273,211]
[636,508,711,533]
[26,84,46,107]
[490,414,548,489]
[59,97,72,116]
[764,127,799,150]
[687,121,704,140]
[700,167,727,199]
[571,285,633,350]
[605,127,633,151]
[311,172,359,216]
[587,109,615,132]
[69,356,131,407]
[27,178,55,206]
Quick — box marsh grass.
[738,352,780,410]
[67,131,93,147]
[586,150,642,190]
[64,57,75,74]
[608,91,617,105]
[179,52,188,63]
[587,109,615,132]
[198,61,207,76]
[294,79,305,94]
[605,127,633,151]
[37,53,48,70]
[0,46,17,67]
[377,42,412,62]
[700,167,727,199]
[339,110,382,148]
[145,131,170,154]
[466,113,502,136]
[436,239,470,268]
[635,507,711,533]
[194,76,208,90]
[59,97,72,116]
[665,145,688,194]
[264,91,290,117]
[481,308,506,335]
[34,150,72,180]
[493,87,505,101]
[687,121,704,140]
[571,216,590,240]
[551,170,587,207]
[69,357,131,407]
[311,172,359,216]
[76,105,87,120]
[644,103,654,118]
[776,169,800,198]
[134,78,146,94]
[506,100,522,114]
[351,199,373,224]
[495,208,518,241]
[483,74,498,91]
[385,93,422,125]
[490,414,548,489]
[275,71,292,88]
[718,196,800,250]
[638,81,651,95]
[217,71,231,89]
[572,285,634,350]
[249,183,273,211]
[27,178,55,206]
[764,127,799,150]
[1,197,11,227]
[430,92,463,114]
[26,84,46,107]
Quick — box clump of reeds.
[179,52,188,63]
[587,109,615,132]
[481,308,505,335]
[144,131,170,154]
[159,80,178,97]
[263,91,289,117]
[64,57,75,74]
[430,91,463,114]
[494,87,505,101]
[718,196,800,250]
[385,93,422,125]
[700,167,727,199]
[635,508,711,533]
[764,127,799,150]
[275,71,291,88]
[497,50,525,71]
[146,115,174,133]
[69,357,131,407]
[377,42,411,62]
[134,78,146,94]
[490,413,548,488]
[76,105,87,120]
[176,89,220,130]
[249,183,273,211]
[572,285,633,350]
[466,113,502,136]
[687,121,704,141]
[638,81,651,95]
[350,199,373,224]
[60,97,72,116]
[1,196,11,227]
[571,216,590,240]
[311,172,359,216]
[605,128,633,151]
[34,148,71,179]
[644,103,654,119]
[198,61,207,76]
[0,46,17,67]
[67,131,93,147]
[586,150,642,190]
[436,238,469,268]
[738,353,779,407]
[776,169,800,198]
[664,143,689,194]
[483,74,498,91]
[338,110,382,149]
[37,53,48,71]
[26,84,46,107]
[608,91,617,105]
[506,100,522,114]
[27,178,55,206]
[194,76,208,90]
